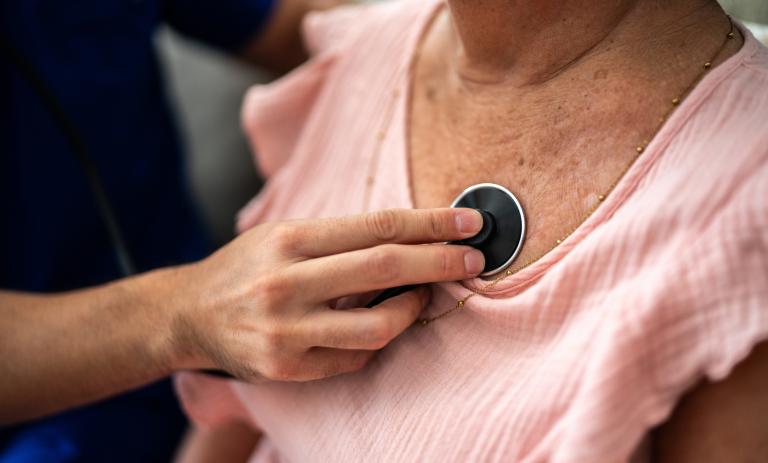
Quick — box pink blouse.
[176,1,768,461]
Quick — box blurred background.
[159,0,768,248]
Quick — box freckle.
[593,69,608,80]
[517,157,525,166]
[426,86,437,101]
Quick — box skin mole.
[425,86,437,101]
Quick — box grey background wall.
[157,33,268,245]
[156,0,768,246]
[720,0,768,23]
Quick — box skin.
[409,0,743,276]
[652,341,768,462]
[0,208,485,424]
[413,1,765,460]
[0,0,486,423]
[179,0,766,461]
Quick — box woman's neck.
[445,0,726,86]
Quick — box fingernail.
[456,209,483,235]
[464,250,485,275]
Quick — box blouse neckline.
[392,1,757,297]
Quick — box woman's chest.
[407,77,663,274]
[239,143,714,462]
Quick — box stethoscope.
[2,37,526,377]
[1,37,137,277]
[365,183,525,308]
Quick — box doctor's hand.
[0,208,484,424]
[165,208,485,382]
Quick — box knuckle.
[255,275,290,308]
[349,354,369,372]
[262,360,296,381]
[427,212,446,240]
[435,248,453,279]
[366,209,402,242]
[365,314,395,349]
[261,361,280,380]
[259,221,281,237]
[271,224,304,254]
[366,246,401,283]
[261,325,287,353]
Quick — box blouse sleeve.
[239,3,375,179]
[177,7,385,417]
[236,3,382,231]
[174,372,250,429]
[548,162,768,462]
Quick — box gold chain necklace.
[362,15,737,326]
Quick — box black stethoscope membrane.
[450,183,526,276]
[364,183,525,310]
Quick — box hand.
[167,208,485,382]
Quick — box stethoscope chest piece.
[450,183,526,276]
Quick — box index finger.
[287,208,483,257]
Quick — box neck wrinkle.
[444,0,721,87]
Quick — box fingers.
[271,208,483,257]
[245,288,426,382]
[289,243,484,301]
[221,289,427,383]
[288,348,376,382]
[299,286,429,350]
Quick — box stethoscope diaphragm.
[449,183,526,276]
[365,183,526,308]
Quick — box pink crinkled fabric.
[176,1,768,462]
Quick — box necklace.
[363,13,738,326]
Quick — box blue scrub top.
[0,0,274,461]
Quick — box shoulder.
[239,0,439,181]
[742,22,768,74]
[704,24,768,136]
[697,45,768,220]
[302,0,437,57]
[658,27,768,220]
[688,22,768,139]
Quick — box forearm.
[0,267,191,424]
[0,209,483,424]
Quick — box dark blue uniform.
[0,0,274,460]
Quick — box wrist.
[124,265,210,374]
